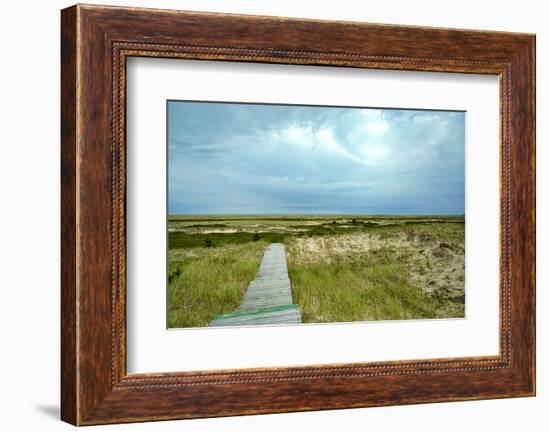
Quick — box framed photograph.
[61,4,536,425]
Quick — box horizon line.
[168,213,465,217]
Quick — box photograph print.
[167,101,465,329]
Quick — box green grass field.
[167,215,465,328]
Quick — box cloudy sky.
[168,101,465,215]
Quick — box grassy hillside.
[167,215,465,328]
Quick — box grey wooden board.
[243,294,292,302]
[209,243,303,326]
[239,300,290,309]
[239,243,295,311]
[243,292,291,300]
[209,308,302,327]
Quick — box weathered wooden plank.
[209,306,302,327]
[210,310,301,326]
[244,292,292,299]
[238,243,296,313]
[209,243,303,326]
[243,293,292,300]
[243,294,292,300]
[240,300,291,310]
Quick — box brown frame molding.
[61,4,535,425]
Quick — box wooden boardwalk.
[210,243,302,327]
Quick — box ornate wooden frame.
[61,4,536,425]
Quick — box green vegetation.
[168,242,267,328]
[167,215,465,328]
[287,224,465,322]
[289,255,434,322]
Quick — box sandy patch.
[289,232,411,263]
[288,230,465,313]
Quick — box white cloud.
[360,143,391,161]
[168,101,465,214]
[360,109,390,136]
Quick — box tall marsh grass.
[167,242,266,328]
[167,217,465,328]
[288,251,439,323]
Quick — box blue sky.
[168,101,465,215]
